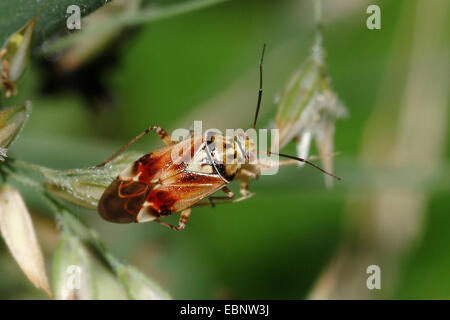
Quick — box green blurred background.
[0,0,449,299]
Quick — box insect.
[97,45,340,230]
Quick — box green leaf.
[0,0,111,47]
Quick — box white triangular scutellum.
[0,185,52,297]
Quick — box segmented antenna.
[252,44,266,129]
[267,151,341,180]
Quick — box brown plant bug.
[97,45,340,230]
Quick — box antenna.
[252,44,266,129]
[267,151,341,180]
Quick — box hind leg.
[154,208,191,231]
[96,125,173,167]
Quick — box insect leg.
[210,187,234,199]
[154,208,191,231]
[208,187,234,207]
[239,168,258,178]
[233,192,254,202]
[193,193,254,208]
[153,219,180,231]
[96,125,173,167]
[178,208,191,230]
[153,126,173,146]
[240,177,250,196]
[237,167,259,196]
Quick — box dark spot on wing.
[178,172,199,183]
[171,162,185,171]
[139,153,150,163]
[138,153,166,181]
[149,190,176,214]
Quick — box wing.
[118,136,205,184]
[101,171,227,224]
[145,171,227,215]
[98,179,150,223]
[100,136,230,223]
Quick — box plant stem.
[311,0,325,67]
[2,164,44,190]
[314,0,323,32]
[8,158,55,173]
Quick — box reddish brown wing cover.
[147,171,226,214]
[135,137,201,183]
[98,136,226,223]
[98,180,149,223]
